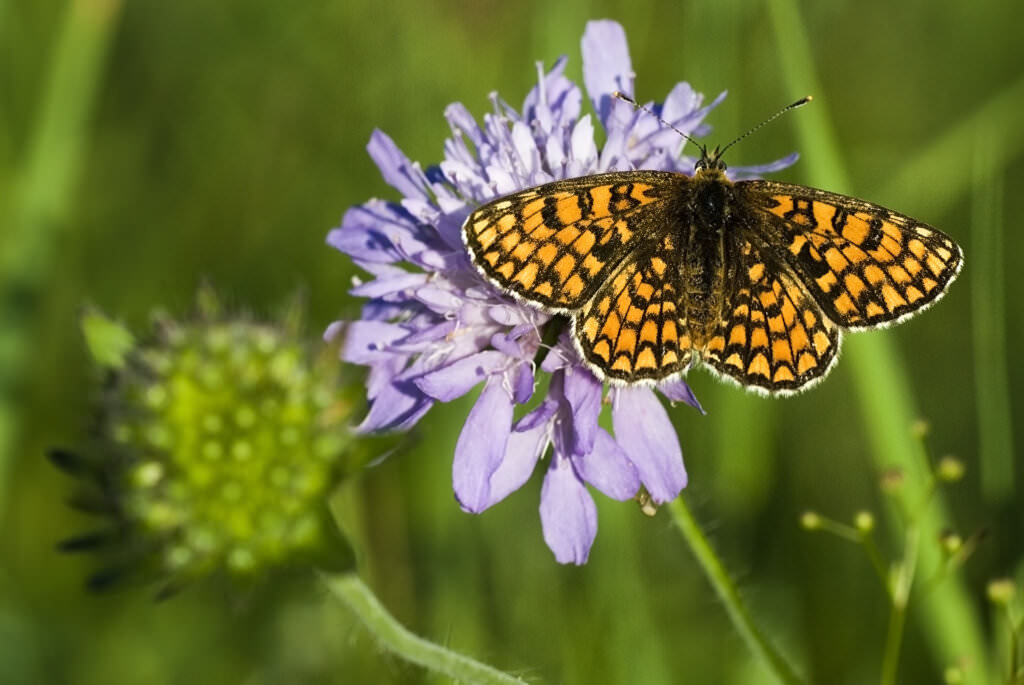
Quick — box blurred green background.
[2,0,1022,683]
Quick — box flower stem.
[881,525,919,685]
[0,0,123,520]
[969,132,1015,502]
[668,496,803,684]
[320,571,526,685]
[880,602,908,685]
[769,2,994,681]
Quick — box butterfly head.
[694,145,728,174]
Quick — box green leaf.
[80,308,134,370]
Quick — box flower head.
[52,293,358,596]
[328,20,792,563]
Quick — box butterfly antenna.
[718,96,813,157]
[613,91,706,156]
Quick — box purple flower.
[327,20,791,563]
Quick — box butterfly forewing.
[463,172,680,310]
[741,181,963,329]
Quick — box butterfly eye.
[694,157,727,173]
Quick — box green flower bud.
[986,578,1016,606]
[936,456,965,483]
[853,511,874,534]
[52,294,360,596]
[939,530,962,556]
[943,665,964,684]
[800,511,822,530]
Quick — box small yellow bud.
[800,511,822,530]
[936,456,965,482]
[854,511,874,533]
[939,530,962,555]
[986,578,1016,605]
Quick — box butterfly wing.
[701,240,839,394]
[738,181,963,329]
[462,171,685,312]
[573,244,693,382]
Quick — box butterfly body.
[675,167,743,345]
[462,155,962,395]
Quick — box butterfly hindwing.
[740,181,963,329]
[463,171,681,311]
[701,241,839,393]
[574,246,692,382]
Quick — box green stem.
[768,1,993,681]
[881,525,919,685]
[880,602,908,685]
[860,533,891,593]
[0,0,123,518]
[969,133,1014,502]
[321,572,526,685]
[668,497,803,684]
[1010,620,1020,685]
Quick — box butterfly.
[461,97,963,395]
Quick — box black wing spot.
[796,240,831,280]
[859,216,884,252]
[541,195,561,228]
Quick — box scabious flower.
[51,293,358,596]
[328,20,794,563]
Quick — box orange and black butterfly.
[461,96,962,395]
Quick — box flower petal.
[453,377,514,513]
[658,378,706,414]
[568,114,599,176]
[562,365,602,456]
[354,380,433,433]
[329,199,444,270]
[540,456,597,564]
[661,81,702,128]
[340,321,410,364]
[522,56,580,135]
[540,339,574,373]
[515,398,558,433]
[367,129,430,200]
[486,413,551,505]
[489,324,537,361]
[511,362,535,404]
[572,429,639,501]
[730,152,801,179]
[581,20,633,128]
[349,272,429,299]
[412,350,507,401]
[611,386,687,503]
